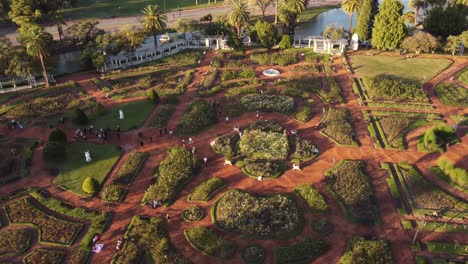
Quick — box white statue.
[85,150,92,163]
[351,33,359,51]
[292,164,301,171]
[224,160,232,166]
[119,109,124,120]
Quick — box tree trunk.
[414,8,419,25]
[262,6,266,18]
[349,13,353,39]
[237,25,241,38]
[275,0,278,24]
[153,32,158,50]
[39,54,50,87]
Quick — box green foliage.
[240,94,295,114]
[101,185,125,202]
[214,189,302,238]
[291,136,318,162]
[326,161,377,223]
[321,108,356,146]
[242,160,286,178]
[221,68,256,81]
[152,105,175,129]
[363,76,427,102]
[250,51,298,66]
[146,89,160,103]
[274,237,329,264]
[424,5,467,38]
[145,147,194,203]
[253,20,278,49]
[188,177,226,202]
[48,129,67,144]
[422,126,456,152]
[378,116,411,148]
[401,32,438,53]
[178,100,217,134]
[225,86,258,96]
[311,219,334,235]
[163,50,203,66]
[339,236,393,264]
[181,205,205,222]
[138,76,152,88]
[294,106,314,123]
[241,245,266,264]
[0,229,31,258]
[43,141,66,163]
[211,133,240,158]
[82,177,99,194]
[458,67,468,85]
[355,0,376,41]
[279,35,292,50]
[247,120,284,133]
[71,108,88,125]
[435,83,468,106]
[113,151,148,184]
[239,130,289,160]
[371,0,406,50]
[113,216,188,263]
[24,249,65,264]
[200,69,218,89]
[94,103,106,115]
[322,24,345,40]
[294,184,328,213]
[184,226,235,259]
[437,158,467,189]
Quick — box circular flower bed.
[213,189,303,239]
[182,206,205,222]
[311,219,334,235]
[241,245,266,264]
[241,160,286,179]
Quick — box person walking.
[203,157,208,166]
[225,116,229,123]
[140,141,144,149]
[188,137,193,145]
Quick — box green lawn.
[92,100,156,131]
[350,55,452,85]
[53,143,121,197]
[435,83,468,106]
[62,0,224,20]
[426,241,468,255]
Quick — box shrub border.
[187,180,227,202]
[183,228,236,259]
[241,244,266,264]
[23,248,66,264]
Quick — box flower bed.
[112,216,188,263]
[325,160,379,224]
[113,151,148,185]
[5,199,83,246]
[211,133,240,158]
[178,100,217,135]
[247,120,284,133]
[241,94,295,115]
[200,69,218,89]
[294,184,328,213]
[312,219,334,235]
[250,51,298,66]
[339,236,393,264]
[0,137,37,185]
[239,130,289,160]
[458,67,468,85]
[101,185,126,203]
[274,237,329,264]
[320,108,358,146]
[143,147,194,204]
[435,83,468,106]
[24,249,65,264]
[362,76,429,103]
[188,177,226,202]
[241,160,286,179]
[294,106,314,123]
[181,206,205,222]
[69,249,91,264]
[0,229,31,257]
[184,226,235,259]
[433,158,467,191]
[152,104,175,128]
[213,189,303,239]
[242,245,266,264]
[291,136,318,162]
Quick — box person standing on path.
[225,116,229,123]
[203,157,208,166]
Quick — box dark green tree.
[252,20,278,49]
[71,108,88,125]
[48,129,67,144]
[82,177,99,194]
[147,88,160,103]
[323,24,345,40]
[424,5,467,39]
[371,0,406,50]
[65,20,104,49]
[354,0,377,41]
[278,35,292,50]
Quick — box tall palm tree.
[342,0,360,37]
[22,26,53,87]
[228,0,251,38]
[141,4,167,49]
[286,0,306,13]
[408,0,426,25]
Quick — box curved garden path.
[0,51,467,263]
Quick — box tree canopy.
[323,24,345,40]
[401,32,438,53]
[252,20,278,49]
[371,0,406,50]
[354,0,378,41]
[424,5,467,39]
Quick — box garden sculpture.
[224,160,233,166]
[292,164,301,171]
[119,109,124,120]
[85,150,92,163]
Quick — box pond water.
[297,0,410,37]
[45,50,82,75]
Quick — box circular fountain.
[262,69,280,77]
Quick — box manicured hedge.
[294,106,314,123]
[291,136,318,162]
[339,236,393,264]
[178,100,217,134]
[181,206,205,222]
[184,226,235,259]
[239,130,289,160]
[436,158,467,190]
[113,151,148,185]
[152,104,175,128]
[250,51,298,66]
[241,160,286,179]
[420,125,457,153]
[144,147,195,204]
[4,198,83,246]
[213,189,303,239]
[363,76,428,103]
[211,133,240,158]
[241,94,295,114]
[294,184,328,213]
[274,237,329,264]
[0,229,31,257]
[188,177,226,202]
[435,83,468,106]
[320,108,358,146]
[242,245,266,264]
[112,216,188,264]
[24,249,65,264]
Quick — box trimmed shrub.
[311,219,334,235]
[48,129,67,144]
[438,158,467,189]
[178,100,217,134]
[274,237,329,264]
[146,89,160,103]
[362,76,428,103]
[43,142,66,163]
[247,120,284,133]
[71,108,88,125]
[242,160,286,178]
[279,35,292,50]
[113,151,148,184]
[211,133,240,158]
[94,103,106,116]
[184,226,235,259]
[138,76,152,88]
[188,177,226,201]
[240,94,295,114]
[295,106,314,123]
[321,108,356,146]
[239,130,289,160]
[101,185,124,202]
[339,236,393,264]
[294,184,328,213]
[181,206,205,222]
[422,126,456,152]
[82,177,99,194]
[242,245,266,264]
